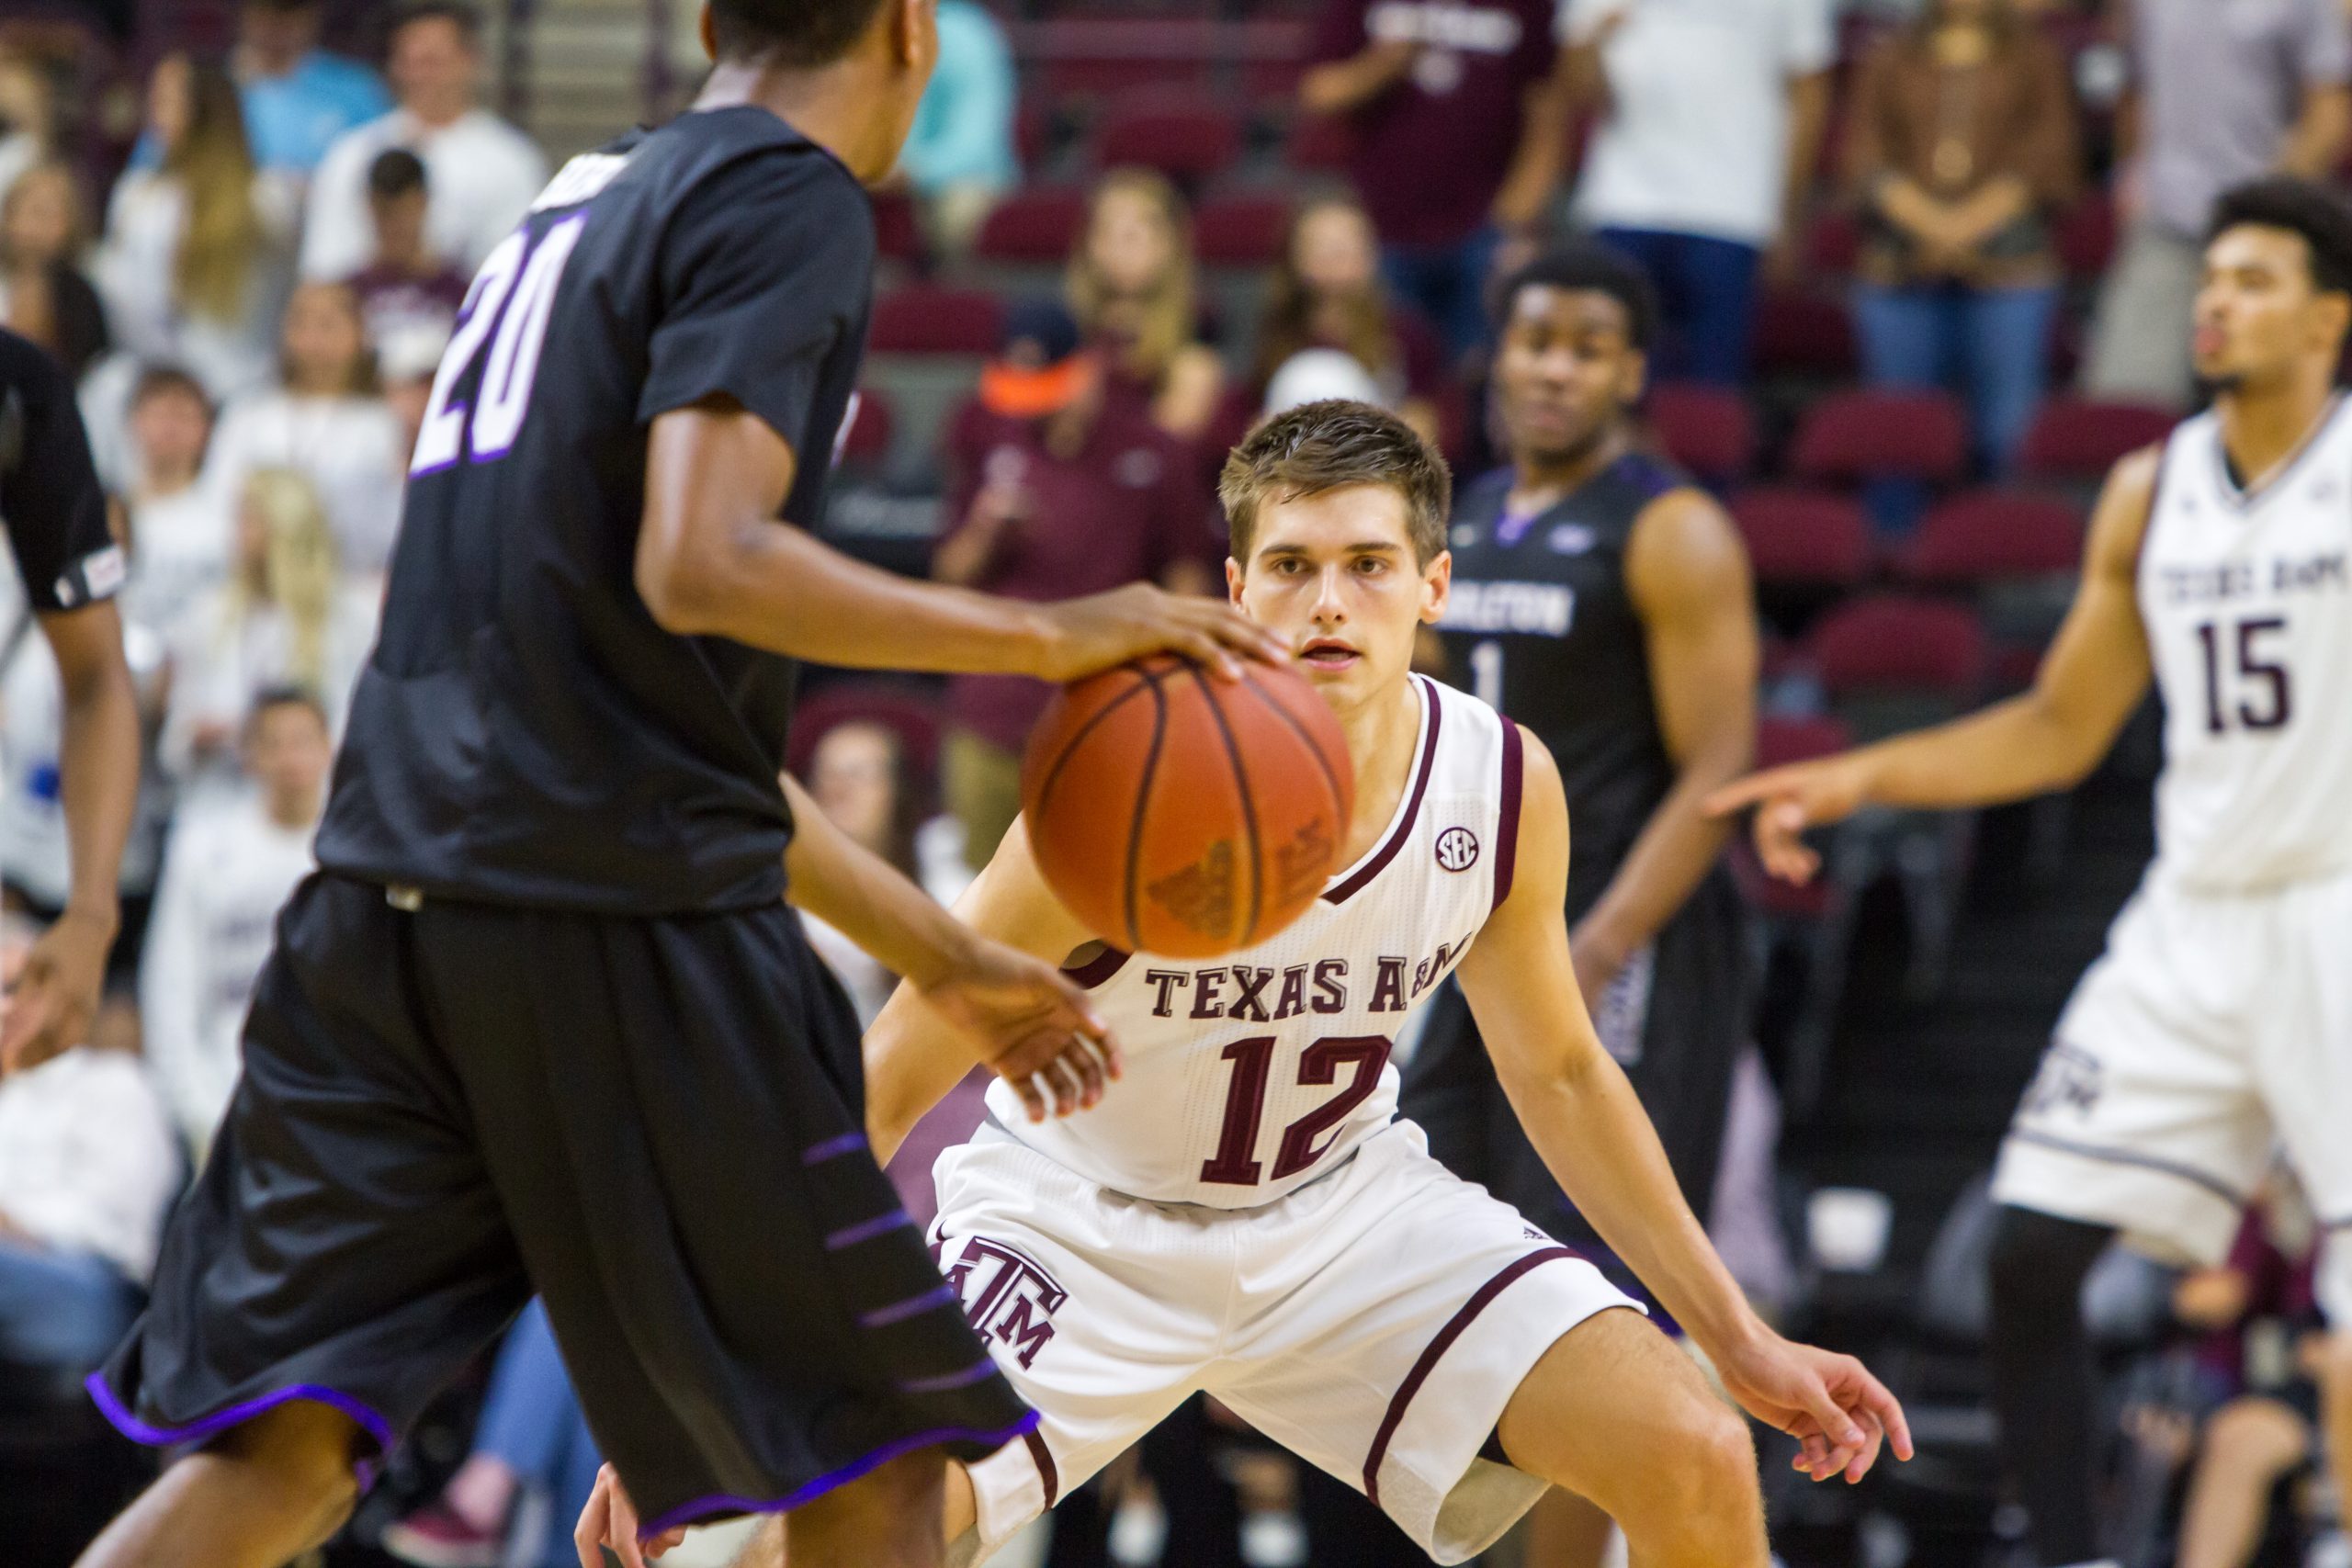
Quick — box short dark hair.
[247,684,327,731]
[2208,177,2352,299]
[368,147,427,200]
[390,0,481,47]
[130,363,211,415]
[708,0,890,65]
[1219,399,1452,564]
[1492,243,1661,351]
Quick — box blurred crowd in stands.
[0,0,2346,1562]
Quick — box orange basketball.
[1020,655,1356,959]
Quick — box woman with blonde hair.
[160,467,379,787]
[95,53,296,398]
[205,279,408,575]
[1066,167,1226,444]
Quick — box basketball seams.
[1189,665,1265,946]
[1235,671,1349,832]
[1031,672,1156,819]
[1122,665,1171,952]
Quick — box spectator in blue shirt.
[896,0,1019,256]
[233,0,393,175]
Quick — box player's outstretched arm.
[863,815,1110,1166]
[779,778,1117,1134]
[1456,729,1913,1484]
[1704,446,2162,883]
[639,399,1285,682]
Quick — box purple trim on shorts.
[859,1284,959,1329]
[802,1132,871,1165]
[1023,1427,1061,1510]
[825,1209,914,1250]
[637,1408,1043,1538]
[1362,1247,1576,1506]
[896,1358,1004,1395]
[85,1371,399,1476]
[1326,678,1442,906]
[1491,721,1524,915]
[1061,946,1131,988]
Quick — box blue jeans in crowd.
[1381,226,1503,362]
[1851,278,2061,474]
[478,1300,604,1568]
[0,1240,141,1384]
[1594,227,1762,386]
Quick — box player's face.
[2193,225,2351,389]
[1493,286,1644,466]
[1229,484,1449,717]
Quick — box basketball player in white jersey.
[578,399,1909,1568]
[1710,177,2352,1568]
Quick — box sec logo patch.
[1435,827,1480,873]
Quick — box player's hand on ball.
[917,937,1124,1122]
[1703,755,1874,886]
[1714,1334,1914,1485]
[574,1463,685,1568]
[0,906,113,1076]
[1034,583,1288,685]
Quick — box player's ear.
[888,0,935,71]
[1420,548,1451,625]
[1226,555,1245,607]
[1621,347,1648,408]
[697,1,716,62]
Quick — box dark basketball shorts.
[1400,871,1749,1255]
[92,873,1035,1532]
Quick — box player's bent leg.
[780,1448,948,1568]
[721,1461,978,1567]
[2322,1333,2352,1567]
[1494,1306,1767,1568]
[2176,1396,2312,1568]
[74,1398,368,1568]
[1522,1487,1618,1568]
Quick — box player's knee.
[209,1401,365,1529]
[2203,1398,2310,1475]
[1638,1395,1758,1541]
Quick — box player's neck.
[1509,423,1629,514]
[695,61,893,185]
[2215,364,2341,488]
[1335,676,1424,864]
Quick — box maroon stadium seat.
[1090,98,1244,181]
[1284,113,1353,172]
[1753,288,1857,378]
[2016,396,2175,482]
[1804,209,1860,276]
[1789,388,1969,486]
[1900,489,2086,586]
[1807,594,1987,701]
[870,189,922,265]
[1195,193,1295,267]
[786,685,944,784]
[840,389,894,467]
[1647,382,1756,483]
[973,186,1090,264]
[868,287,1004,355]
[2055,189,2117,282]
[1030,18,1223,100]
[1729,487,1873,589]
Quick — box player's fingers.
[1843,1408,1886,1484]
[1853,1365,1913,1461]
[1038,1054,1084,1117]
[1043,971,1113,1044]
[1007,1066,1047,1122]
[575,1467,616,1568]
[1793,1371,1868,1454]
[1189,601,1290,668]
[1057,1034,1107,1108]
[648,1526,688,1558]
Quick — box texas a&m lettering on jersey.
[988,677,1526,1208]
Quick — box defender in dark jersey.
[0,328,140,1072]
[1398,248,1759,1561]
[75,6,1279,1568]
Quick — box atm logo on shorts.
[946,1238,1069,1371]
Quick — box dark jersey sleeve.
[0,330,120,614]
[637,150,876,454]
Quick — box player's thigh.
[1995,885,2272,1266]
[1494,1306,1755,1519]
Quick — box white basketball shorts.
[1992,866,2352,1322]
[928,1118,1642,1565]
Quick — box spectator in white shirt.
[141,688,325,1159]
[204,280,407,575]
[0,914,180,1393]
[1560,0,1836,384]
[299,1,547,283]
[119,365,234,640]
[161,467,379,787]
[94,54,298,402]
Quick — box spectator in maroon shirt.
[1300,0,1566,359]
[933,299,1224,869]
[345,147,465,360]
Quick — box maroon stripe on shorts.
[1491,721,1524,915]
[1363,1247,1576,1506]
[1326,678,1442,905]
[1023,1427,1061,1510]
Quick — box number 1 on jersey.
[411,215,588,475]
[1469,639,1504,709]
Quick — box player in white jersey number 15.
[582,400,1909,1568]
[1711,177,2352,1568]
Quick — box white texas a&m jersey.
[2139,402,2352,892]
[987,676,1525,1208]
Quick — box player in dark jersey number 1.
[74,5,1280,1568]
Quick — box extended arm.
[2278,85,2352,180]
[1571,491,1757,989]
[1298,39,1419,118]
[1491,67,1575,232]
[637,399,1283,681]
[1457,731,1910,1482]
[1708,447,2158,880]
